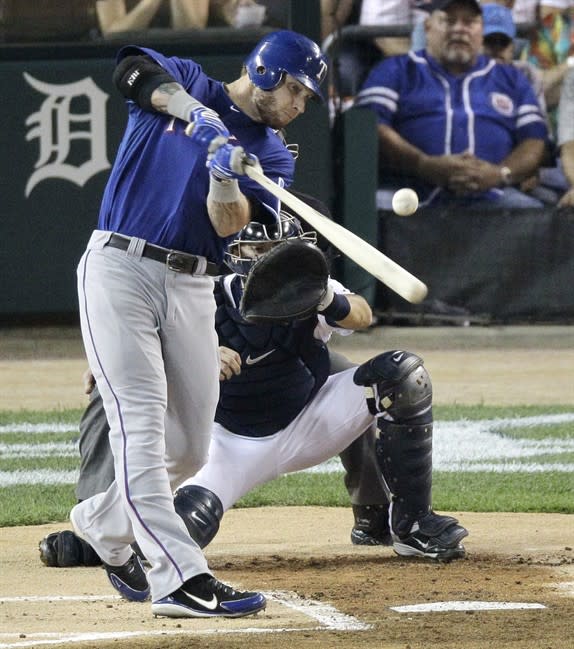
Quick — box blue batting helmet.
[245,30,328,101]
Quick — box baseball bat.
[244,165,428,304]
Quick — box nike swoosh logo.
[245,349,276,365]
[191,511,207,526]
[181,589,218,610]
[410,537,431,551]
[392,352,404,363]
[230,105,241,112]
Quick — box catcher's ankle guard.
[174,485,223,548]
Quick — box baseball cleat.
[392,512,469,562]
[393,536,467,561]
[152,573,266,618]
[351,528,393,546]
[351,504,392,546]
[103,553,150,602]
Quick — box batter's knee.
[353,350,432,422]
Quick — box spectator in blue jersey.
[69,30,327,620]
[354,0,550,210]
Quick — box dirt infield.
[0,324,573,648]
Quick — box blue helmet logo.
[245,30,328,101]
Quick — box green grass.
[0,404,572,526]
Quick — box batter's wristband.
[167,90,204,122]
[208,175,241,203]
[321,293,351,324]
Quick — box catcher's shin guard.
[353,351,433,537]
[173,485,224,548]
[376,420,433,538]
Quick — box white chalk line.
[0,591,371,648]
[0,628,323,648]
[390,601,547,613]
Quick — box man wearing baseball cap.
[427,0,482,13]
[354,0,550,209]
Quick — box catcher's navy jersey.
[214,275,330,437]
[354,51,548,202]
[98,46,295,262]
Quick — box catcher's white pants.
[74,231,219,601]
[182,368,374,511]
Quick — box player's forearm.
[337,294,372,330]
[207,192,251,237]
[319,290,372,330]
[151,82,199,116]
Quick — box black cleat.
[152,573,266,618]
[104,553,150,601]
[351,504,392,546]
[393,512,468,562]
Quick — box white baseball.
[392,188,419,216]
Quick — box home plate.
[390,601,547,613]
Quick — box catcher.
[40,212,467,568]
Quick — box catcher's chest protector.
[213,278,330,437]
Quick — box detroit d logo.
[23,73,110,197]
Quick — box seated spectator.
[353,0,549,210]
[95,0,209,33]
[482,3,546,111]
[359,0,432,55]
[208,0,267,28]
[520,1,574,109]
[0,1,97,42]
[321,0,356,41]
[557,65,574,205]
[96,0,267,35]
[483,2,569,204]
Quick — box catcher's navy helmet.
[245,30,328,101]
[226,213,316,276]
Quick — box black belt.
[105,233,220,276]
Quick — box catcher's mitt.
[240,240,329,323]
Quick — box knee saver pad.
[173,485,224,549]
[353,350,432,421]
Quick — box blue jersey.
[354,51,548,202]
[98,46,295,262]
